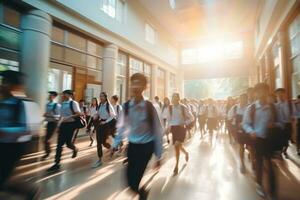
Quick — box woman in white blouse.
[86,97,99,146]
[161,97,171,143]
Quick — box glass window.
[117,52,127,76]
[65,48,87,66]
[290,35,300,57]
[102,0,116,18]
[116,0,125,23]
[130,57,143,74]
[145,23,155,44]
[224,41,243,59]
[67,32,86,51]
[292,55,300,73]
[87,69,102,83]
[272,41,280,66]
[51,26,64,43]
[0,26,20,51]
[87,55,97,69]
[144,63,151,76]
[87,40,102,56]
[50,44,64,60]
[3,6,20,28]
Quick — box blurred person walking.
[86,97,99,146]
[168,93,194,175]
[112,73,163,200]
[92,92,116,168]
[0,70,42,199]
[47,90,81,172]
[42,91,61,160]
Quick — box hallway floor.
[3,132,300,200]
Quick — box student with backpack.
[92,92,116,168]
[111,95,122,120]
[243,83,283,199]
[206,98,218,145]
[197,100,207,138]
[168,93,194,175]
[112,73,163,200]
[227,93,248,174]
[86,97,99,146]
[275,88,295,159]
[42,91,61,160]
[47,90,82,172]
[0,70,42,199]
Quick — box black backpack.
[70,101,86,129]
[248,103,284,152]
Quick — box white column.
[20,10,52,108]
[102,44,118,97]
[151,65,158,100]
[278,31,288,89]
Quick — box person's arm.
[105,104,116,123]
[112,107,127,149]
[151,105,163,160]
[242,105,255,134]
[184,106,194,125]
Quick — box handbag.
[70,101,86,129]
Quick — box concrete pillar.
[165,71,170,98]
[278,31,288,90]
[265,50,274,90]
[102,44,118,97]
[20,10,52,108]
[151,65,158,100]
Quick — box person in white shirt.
[111,73,163,199]
[42,91,61,160]
[275,88,295,158]
[92,92,116,168]
[86,97,99,146]
[48,90,81,172]
[206,98,218,145]
[197,100,207,138]
[227,93,248,173]
[111,95,122,120]
[168,93,194,175]
[161,97,171,143]
[295,95,300,156]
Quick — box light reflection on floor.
[6,132,300,200]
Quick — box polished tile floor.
[5,132,300,200]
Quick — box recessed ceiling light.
[169,0,176,10]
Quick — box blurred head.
[130,73,147,98]
[275,88,287,102]
[163,97,170,105]
[154,96,160,103]
[254,83,269,102]
[48,91,58,101]
[172,93,180,105]
[62,90,74,101]
[0,70,25,97]
[111,95,119,105]
[79,99,85,106]
[91,97,98,107]
[100,92,108,103]
[239,93,248,106]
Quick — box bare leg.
[174,142,180,175]
[239,144,246,173]
[179,143,189,162]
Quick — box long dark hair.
[162,97,170,111]
[91,97,99,108]
[99,92,111,113]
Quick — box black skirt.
[170,125,186,144]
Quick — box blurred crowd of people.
[1,70,300,200]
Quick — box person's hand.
[154,159,161,170]
[250,132,256,139]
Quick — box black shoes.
[72,149,78,158]
[47,164,61,172]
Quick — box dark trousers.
[96,120,116,159]
[44,121,57,155]
[126,141,154,193]
[253,138,276,196]
[283,122,292,147]
[0,142,39,199]
[55,122,77,164]
[0,142,27,187]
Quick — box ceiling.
[138,0,260,45]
